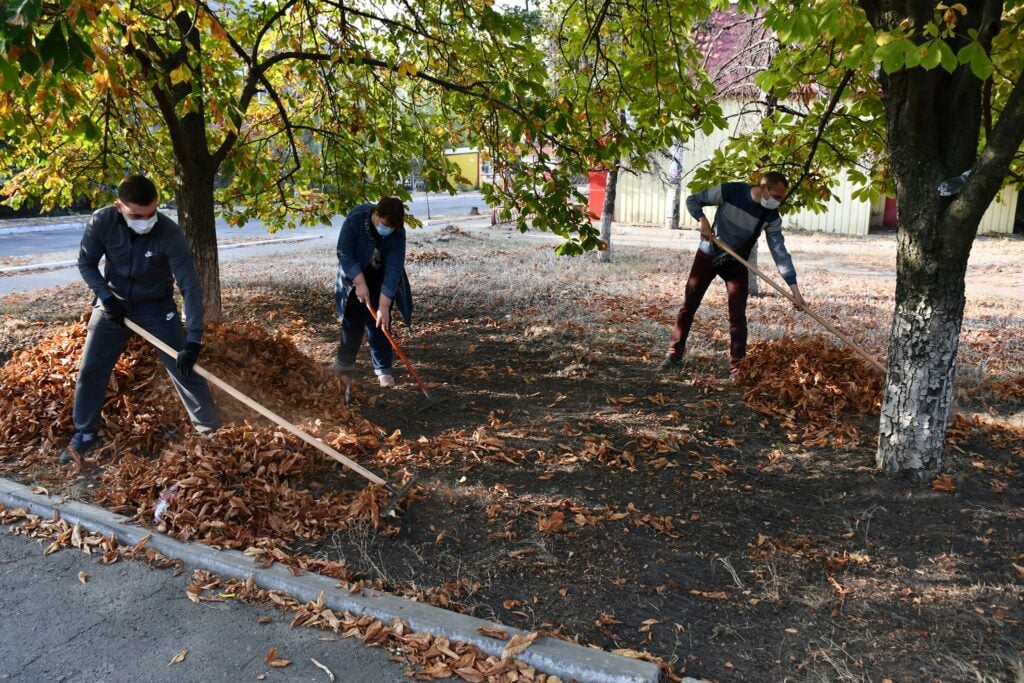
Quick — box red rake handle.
[365,303,431,398]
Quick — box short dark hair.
[373,196,405,227]
[761,171,789,189]
[118,175,158,205]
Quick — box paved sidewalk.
[0,529,412,683]
[0,479,659,683]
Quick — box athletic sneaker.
[328,360,355,375]
[59,431,99,465]
[378,373,396,388]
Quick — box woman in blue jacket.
[330,197,413,387]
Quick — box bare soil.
[2,225,1022,682]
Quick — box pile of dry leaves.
[734,336,883,446]
[0,320,404,547]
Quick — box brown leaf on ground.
[476,626,510,640]
[168,649,187,665]
[538,511,565,533]
[264,647,290,667]
[500,631,539,660]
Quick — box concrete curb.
[0,477,661,683]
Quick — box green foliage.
[691,0,1023,211]
[0,3,537,241]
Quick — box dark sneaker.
[658,355,682,372]
[328,360,355,375]
[59,432,98,465]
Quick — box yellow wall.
[445,152,480,187]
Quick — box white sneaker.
[378,374,396,388]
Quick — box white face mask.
[125,214,159,234]
[760,195,781,210]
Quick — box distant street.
[0,192,490,259]
[0,192,493,295]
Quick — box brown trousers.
[667,249,750,369]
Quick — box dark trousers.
[73,304,220,434]
[338,290,393,375]
[668,249,750,368]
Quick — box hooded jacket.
[77,206,205,344]
[334,203,413,325]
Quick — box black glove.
[100,296,126,326]
[176,342,201,377]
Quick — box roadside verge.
[0,477,661,683]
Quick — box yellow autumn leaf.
[169,65,191,85]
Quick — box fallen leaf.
[256,616,273,624]
[501,631,539,660]
[476,626,510,640]
[538,511,565,533]
[264,647,290,668]
[689,590,729,600]
[77,571,88,584]
[931,474,956,492]
[169,649,187,665]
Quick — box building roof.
[694,7,774,97]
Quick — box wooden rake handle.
[124,318,387,486]
[707,235,887,375]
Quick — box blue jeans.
[337,290,393,375]
[73,303,220,434]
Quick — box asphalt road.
[0,528,414,683]
[0,193,490,258]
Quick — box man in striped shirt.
[661,172,806,375]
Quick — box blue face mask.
[375,224,395,237]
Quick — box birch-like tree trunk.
[598,165,619,264]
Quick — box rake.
[364,302,432,398]
[124,318,417,516]
[707,235,886,375]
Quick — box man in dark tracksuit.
[330,197,413,388]
[661,172,807,374]
[61,175,219,463]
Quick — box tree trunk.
[861,0,1024,481]
[665,144,682,230]
[876,199,973,480]
[598,165,619,264]
[175,167,221,322]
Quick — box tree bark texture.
[175,166,221,323]
[876,205,972,479]
[598,165,618,264]
[172,108,221,321]
[868,0,1006,479]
